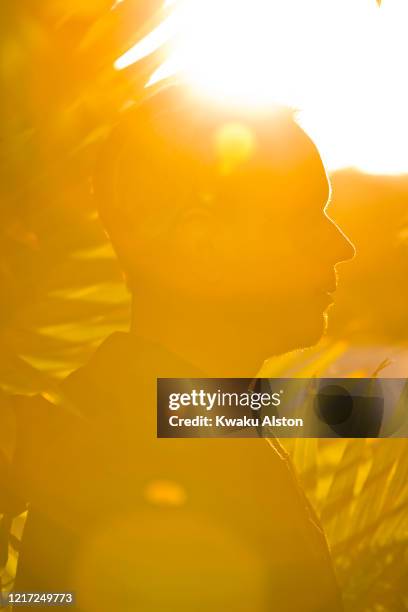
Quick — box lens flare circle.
[117,0,408,175]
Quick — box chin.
[300,307,331,347]
[272,308,329,355]
[254,298,333,359]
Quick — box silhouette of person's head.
[94,85,354,374]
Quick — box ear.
[171,205,216,265]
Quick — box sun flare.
[115,0,408,175]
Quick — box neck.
[130,292,274,378]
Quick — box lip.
[316,281,337,295]
[321,291,335,305]
[313,286,336,295]
[312,288,335,304]
[322,281,337,293]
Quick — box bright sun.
[115,0,408,175]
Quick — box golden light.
[115,0,408,175]
[215,123,257,176]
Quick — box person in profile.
[5,85,354,611]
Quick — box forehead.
[215,121,330,210]
[114,104,330,216]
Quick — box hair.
[93,84,300,270]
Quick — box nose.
[325,212,355,264]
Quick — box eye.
[175,206,213,230]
